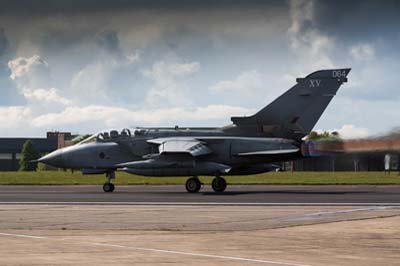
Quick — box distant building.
[286,137,400,172]
[0,132,75,171]
[288,153,398,171]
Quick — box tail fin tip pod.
[228,68,351,140]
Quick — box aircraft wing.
[147,138,212,157]
[237,148,299,156]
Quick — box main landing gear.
[103,171,115,192]
[184,175,227,193]
[185,177,202,193]
[211,176,227,193]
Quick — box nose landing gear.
[103,182,115,193]
[103,171,115,192]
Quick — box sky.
[0,0,399,138]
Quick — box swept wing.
[147,138,212,157]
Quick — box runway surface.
[2,186,400,265]
[1,185,400,204]
[1,203,400,265]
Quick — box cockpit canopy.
[79,128,133,144]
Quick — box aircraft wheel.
[185,177,201,193]
[212,177,227,192]
[103,182,115,193]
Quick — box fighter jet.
[39,68,350,193]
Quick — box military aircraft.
[39,68,350,193]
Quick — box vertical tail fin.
[229,68,351,140]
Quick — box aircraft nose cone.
[39,149,64,167]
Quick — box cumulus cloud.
[7,54,54,94]
[70,62,110,102]
[7,54,70,110]
[0,95,252,135]
[143,61,200,107]
[288,0,334,70]
[69,48,141,104]
[126,51,141,64]
[335,124,369,139]
[0,106,31,129]
[22,88,70,106]
[209,70,262,95]
[315,124,369,139]
[350,43,375,61]
[8,55,49,82]
[8,55,46,79]
[31,104,252,128]
[143,61,199,79]
[1,1,399,137]
[3,52,253,136]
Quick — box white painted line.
[83,242,313,266]
[0,191,80,193]
[281,206,400,222]
[0,232,312,266]
[0,232,46,239]
[1,201,400,206]
[302,206,398,217]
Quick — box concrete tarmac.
[0,185,400,204]
[1,185,400,265]
[0,204,400,265]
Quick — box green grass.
[0,171,399,185]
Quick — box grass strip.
[0,171,399,185]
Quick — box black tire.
[212,177,227,192]
[185,177,201,193]
[103,182,115,192]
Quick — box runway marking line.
[0,231,312,266]
[302,206,398,216]
[1,201,400,206]
[0,232,46,239]
[299,206,399,217]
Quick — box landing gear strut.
[185,176,202,193]
[103,171,115,192]
[211,176,227,192]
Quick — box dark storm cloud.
[1,0,288,57]
[151,26,213,58]
[2,0,400,44]
[0,0,284,16]
[37,27,94,55]
[312,0,400,42]
[0,28,22,105]
[97,30,121,54]
[0,28,9,56]
[1,0,399,136]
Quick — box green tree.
[37,161,58,171]
[306,131,341,141]
[19,140,39,171]
[306,131,319,140]
[331,131,339,137]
